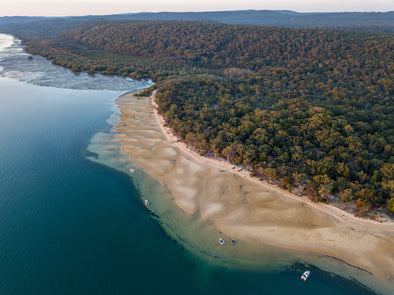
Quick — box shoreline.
[115,91,394,283]
[151,90,393,228]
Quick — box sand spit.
[115,92,394,281]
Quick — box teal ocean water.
[0,34,387,294]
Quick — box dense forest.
[16,20,394,212]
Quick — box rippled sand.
[113,92,394,290]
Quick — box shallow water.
[0,33,390,294]
[89,94,394,294]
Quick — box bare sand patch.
[114,91,394,281]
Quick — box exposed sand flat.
[114,92,394,281]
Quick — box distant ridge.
[0,10,393,36]
[104,10,394,27]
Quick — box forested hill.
[15,20,394,213]
[63,21,392,71]
[94,10,394,28]
[0,10,393,36]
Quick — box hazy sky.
[1,0,393,16]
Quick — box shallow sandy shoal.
[115,92,394,280]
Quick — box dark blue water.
[0,34,382,294]
[0,78,198,294]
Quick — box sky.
[1,0,393,16]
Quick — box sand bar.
[115,91,394,282]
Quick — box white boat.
[144,200,150,206]
[301,270,310,281]
[219,238,225,246]
[129,168,136,173]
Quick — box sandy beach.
[114,91,394,281]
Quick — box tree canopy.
[19,20,394,209]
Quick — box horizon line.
[1,8,393,18]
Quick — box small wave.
[2,70,44,81]
[4,71,26,79]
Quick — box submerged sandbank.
[109,92,394,292]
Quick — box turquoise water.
[0,34,386,294]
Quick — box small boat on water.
[144,200,150,206]
[301,270,310,281]
[129,168,136,173]
[219,238,225,246]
